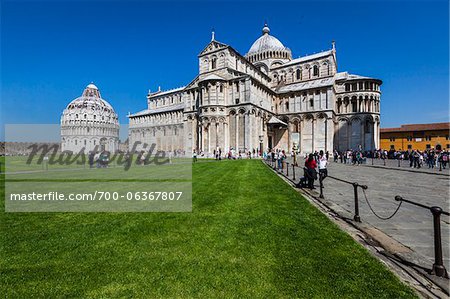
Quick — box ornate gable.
[198,40,229,57]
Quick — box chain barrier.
[361,188,403,220]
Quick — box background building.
[129,24,381,155]
[380,122,450,151]
[61,83,119,153]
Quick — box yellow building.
[380,123,450,151]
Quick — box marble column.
[224,122,229,152]
[245,112,250,151]
[235,114,239,150]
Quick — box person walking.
[192,149,198,163]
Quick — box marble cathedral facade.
[128,24,381,155]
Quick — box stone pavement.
[270,158,450,273]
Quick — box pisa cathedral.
[128,24,382,156]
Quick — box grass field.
[0,159,417,298]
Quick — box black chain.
[362,188,403,220]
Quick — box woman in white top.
[318,150,328,180]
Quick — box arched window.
[352,100,357,112]
[219,85,223,93]
[345,84,350,91]
[285,101,289,111]
[293,120,299,133]
[296,69,301,80]
[313,65,319,77]
[211,57,217,69]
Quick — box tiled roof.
[334,72,377,81]
[381,123,450,133]
[276,77,334,93]
[149,86,185,97]
[128,103,185,117]
[275,50,333,69]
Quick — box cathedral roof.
[276,77,334,94]
[273,50,334,69]
[335,72,382,83]
[267,116,288,126]
[198,74,226,82]
[149,86,185,97]
[129,103,185,117]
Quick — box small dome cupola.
[82,82,101,98]
[262,23,270,35]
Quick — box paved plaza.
[361,157,450,175]
[275,158,450,273]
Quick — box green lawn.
[0,159,416,298]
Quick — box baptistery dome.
[246,24,292,66]
[61,83,119,153]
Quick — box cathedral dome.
[248,28,285,54]
[246,24,292,64]
[64,83,117,117]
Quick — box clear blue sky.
[1,0,449,141]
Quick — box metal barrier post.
[286,162,289,176]
[319,173,324,199]
[353,183,362,222]
[398,158,401,167]
[292,164,296,181]
[431,206,448,278]
[395,195,449,278]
